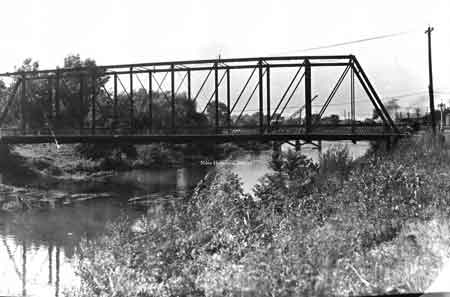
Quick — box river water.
[0,141,370,296]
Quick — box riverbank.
[67,133,450,297]
[0,142,267,177]
[0,142,269,212]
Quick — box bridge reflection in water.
[0,163,211,297]
[0,199,144,297]
[1,237,62,297]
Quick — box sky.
[2,0,450,118]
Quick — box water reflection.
[0,164,209,296]
[0,198,146,296]
[1,236,69,297]
[0,144,370,296]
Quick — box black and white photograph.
[0,1,450,296]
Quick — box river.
[0,141,370,296]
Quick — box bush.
[254,150,318,213]
[73,135,450,297]
[75,143,138,161]
[319,144,353,186]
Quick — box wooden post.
[426,26,436,134]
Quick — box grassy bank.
[0,142,261,211]
[67,134,450,296]
[1,142,261,176]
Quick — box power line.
[271,29,419,56]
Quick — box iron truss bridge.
[0,55,404,144]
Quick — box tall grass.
[69,135,450,297]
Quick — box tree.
[205,102,228,127]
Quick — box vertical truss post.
[20,78,26,134]
[47,78,53,121]
[351,64,355,133]
[129,67,134,130]
[214,63,219,133]
[187,69,191,101]
[226,67,231,132]
[79,75,84,133]
[113,73,118,130]
[148,71,153,133]
[258,60,264,134]
[304,59,312,133]
[266,65,271,132]
[171,64,176,132]
[55,70,60,123]
[91,73,96,134]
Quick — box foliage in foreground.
[69,136,450,297]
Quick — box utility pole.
[426,26,436,134]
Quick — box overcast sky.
[2,0,450,117]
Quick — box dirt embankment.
[0,144,115,212]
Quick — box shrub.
[319,144,353,185]
[254,150,318,213]
[73,135,450,297]
[75,143,137,161]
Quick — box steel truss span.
[0,55,403,144]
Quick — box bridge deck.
[0,132,405,144]
[0,124,407,144]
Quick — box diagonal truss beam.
[275,72,306,123]
[175,71,188,95]
[270,66,303,123]
[201,70,228,114]
[313,64,351,125]
[151,73,172,104]
[351,56,397,132]
[230,66,258,114]
[0,80,22,128]
[193,68,213,103]
[349,60,396,132]
[235,68,267,124]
